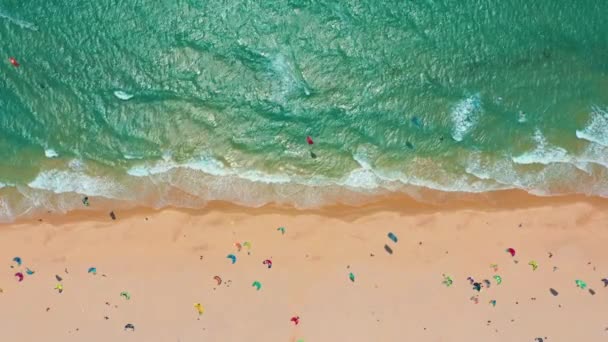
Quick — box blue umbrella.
[388,232,398,243]
[12,257,22,266]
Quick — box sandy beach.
[0,193,607,342]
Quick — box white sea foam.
[512,129,569,165]
[451,94,481,142]
[124,154,144,160]
[113,90,134,101]
[44,149,59,158]
[576,106,608,147]
[127,155,226,177]
[512,129,608,172]
[28,170,120,197]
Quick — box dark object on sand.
[549,288,558,296]
[55,275,63,282]
[124,323,135,331]
[384,244,393,254]
[110,211,116,220]
[601,278,608,287]
[82,197,89,206]
[535,338,544,342]
[310,151,317,159]
[589,289,596,295]
[406,141,414,149]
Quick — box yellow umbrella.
[194,303,204,315]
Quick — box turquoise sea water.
[1,1,607,221]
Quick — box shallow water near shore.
[1,0,607,221]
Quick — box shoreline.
[8,188,608,226]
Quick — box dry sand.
[0,194,607,341]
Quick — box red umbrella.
[290,316,300,325]
[506,248,516,257]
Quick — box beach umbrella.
[483,279,491,288]
[88,267,97,275]
[213,276,222,285]
[277,227,286,234]
[349,272,355,282]
[290,316,300,325]
[442,275,453,287]
[387,232,398,243]
[263,259,272,269]
[227,254,237,264]
[12,257,22,266]
[384,244,393,254]
[252,281,262,291]
[528,261,538,271]
[243,242,252,250]
[120,291,131,300]
[601,278,608,287]
[25,268,35,275]
[493,275,502,285]
[194,303,204,315]
[124,323,135,331]
[14,272,24,282]
[234,242,242,252]
[575,280,587,289]
[505,248,516,257]
[54,284,63,293]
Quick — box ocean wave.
[0,10,38,31]
[512,129,590,172]
[1,148,606,223]
[467,152,608,198]
[127,155,293,184]
[450,94,482,142]
[28,170,127,198]
[576,106,608,147]
[512,129,608,172]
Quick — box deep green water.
[1,0,607,220]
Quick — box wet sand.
[0,194,607,341]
